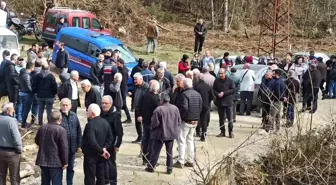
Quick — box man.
[194,18,207,54]
[30,58,43,125]
[4,54,19,105]
[159,61,174,89]
[171,74,185,106]
[103,57,118,96]
[141,62,154,83]
[239,63,255,116]
[284,70,300,127]
[213,68,236,138]
[152,67,171,94]
[138,80,160,164]
[317,57,327,99]
[81,79,102,110]
[146,19,159,54]
[302,64,321,113]
[201,50,215,68]
[228,68,241,123]
[90,53,105,96]
[130,58,144,82]
[34,62,58,124]
[35,111,68,185]
[130,73,149,143]
[219,52,233,68]
[116,59,132,123]
[258,70,275,128]
[27,43,39,64]
[60,98,82,185]
[202,65,216,87]
[0,50,10,100]
[100,96,123,185]
[82,103,113,185]
[186,70,194,80]
[194,73,213,141]
[55,42,69,74]
[58,70,81,113]
[0,1,10,27]
[19,62,35,128]
[0,102,22,185]
[174,78,202,168]
[109,73,124,110]
[56,17,68,34]
[145,92,181,174]
[267,69,286,133]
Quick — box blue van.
[52,27,137,89]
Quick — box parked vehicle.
[293,52,330,63]
[214,55,259,75]
[42,7,111,45]
[52,27,137,90]
[0,27,20,56]
[9,12,42,41]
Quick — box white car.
[0,27,20,57]
[214,55,259,75]
[293,52,330,63]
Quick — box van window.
[46,13,57,25]
[87,43,101,58]
[59,34,88,53]
[104,45,137,63]
[92,18,101,29]
[72,17,80,27]
[82,18,90,29]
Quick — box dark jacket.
[228,73,241,101]
[302,69,322,89]
[58,79,81,107]
[171,87,184,105]
[285,77,300,104]
[139,92,160,127]
[103,63,118,87]
[194,80,213,111]
[141,68,154,83]
[152,76,171,94]
[100,107,123,149]
[213,77,236,107]
[272,77,286,101]
[194,23,207,37]
[109,82,123,110]
[56,22,68,34]
[55,49,69,69]
[318,62,327,80]
[34,70,58,99]
[258,77,275,103]
[19,68,33,94]
[61,111,82,154]
[81,116,113,156]
[132,82,149,112]
[85,87,102,109]
[90,61,104,86]
[130,65,142,81]
[4,62,19,90]
[164,70,174,89]
[35,123,68,167]
[151,103,181,140]
[118,66,129,95]
[177,88,202,122]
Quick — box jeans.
[67,152,76,185]
[38,98,54,124]
[148,139,174,170]
[266,101,281,132]
[239,91,253,114]
[105,150,117,185]
[31,94,39,117]
[218,106,233,133]
[287,104,295,126]
[194,36,205,53]
[146,37,157,53]
[15,94,22,122]
[142,127,153,163]
[134,111,142,139]
[177,121,197,164]
[40,167,63,185]
[20,94,33,127]
[328,80,336,97]
[83,155,106,185]
[0,150,20,185]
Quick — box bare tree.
[211,0,215,30]
[223,0,229,32]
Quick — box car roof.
[48,7,90,13]
[59,27,122,47]
[0,27,17,36]
[234,64,268,71]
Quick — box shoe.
[142,161,148,166]
[185,162,194,168]
[246,113,251,116]
[216,132,225,137]
[167,169,173,175]
[200,137,205,142]
[173,161,184,168]
[121,119,132,124]
[132,137,141,143]
[309,110,316,114]
[31,115,37,124]
[233,119,236,123]
[238,113,244,116]
[229,132,234,138]
[301,109,305,113]
[195,133,201,137]
[145,167,154,173]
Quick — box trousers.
[218,106,233,133]
[83,155,106,185]
[178,122,196,164]
[0,150,20,185]
[148,139,174,170]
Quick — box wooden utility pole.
[223,0,229,33]
[211,0,215,30]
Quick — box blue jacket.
[164,70,174,89]
[141,69,154,83]
[56,23,68,34]
[272,77,285,101]
[61,111,82,154]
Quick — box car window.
[92,18,101,29]
[59,34,88,53]
[46,13,57,25]
[87,43,101,58]
[72,17,80,27]
[82,17,90,29]
[0,35,18,49]
[104,45,137,63]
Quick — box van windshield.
[104,45,137,63]
[0,36,18,50]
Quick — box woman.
[109,73,123,110]
[178,54,190,76]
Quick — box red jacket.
[178,61,190,75]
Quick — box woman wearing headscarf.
[178,54,190,76]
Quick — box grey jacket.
[0,114,22,153]
[27,49,38,64]
[110,81,123,110]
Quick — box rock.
[23,144,37,152]
[20,162,35,179]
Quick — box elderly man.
[171,74,185,105]
[145,93,181,174]
[302,64,321,114]
[158,61,174,89]
[100,95,123,185]
[186,70,194,80]
[239,63,256,116]
[60,98,82,185]
[138,80,160,165]
[146,19,159,54]
[34,62,58,124]
[213,68,236,138]
[202,65,216,87]
[258,70,275,128]
[81,79,102,110]
[194,18,207,54]
[0,103,22,185]
[152,68,171,93]
[109,73,124,110]
[35,111,68,185]
[174,78,202,168]
[194,73,213,141]
[90,53,105,96]
[130,73,149,143]
[82,104,113,185]
[58,70,81,113]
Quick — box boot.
[200,133,206,142]
[31,115,37,125]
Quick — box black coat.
[194,23,207,37]
[177,88,203,122]
[130,65,142,81]
[81,117,113,156]
[213,77,236,107]
[152,76,171,94]
[19,68,33,94]
[85,87,102,109]
[55,49,69,69]
[171,87,184,105]
[164,70,174,90]
[318,62,327,80]
[34,70,58,99]
[60,111,82,154]
[139,92,160,127]
[4,62,19,91]
[302,69,321,89]
[194,80,213,111]
[100,107,123,149]
[59,79,81,107]
[285,77,300,104]
[118,66,129,95]
[90,61,104,86]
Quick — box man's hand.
[101,148,110,159]
[77,148,82,153]
[218,92,224,98]
[114,147,119,153]
[128,92,132,97]
[63,164,68,169]
[137,116,143,122]
[283,97,288,102]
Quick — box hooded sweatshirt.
[34,70,58,99]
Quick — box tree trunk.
[223,0,229,32]
[211,0,215,30]
[52,0,57,6]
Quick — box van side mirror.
[100,26,104,30]
[90,50,95,55]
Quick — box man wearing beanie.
[228,68,240,122]
[301,64,321,113]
